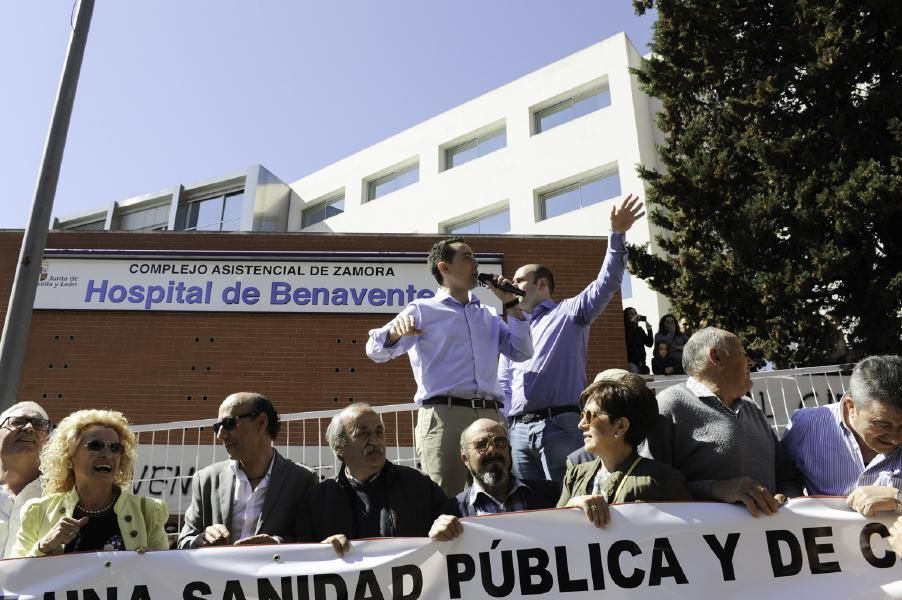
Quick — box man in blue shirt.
[499,194,644,483]
[781,355,902,516]
[367,238,532,496]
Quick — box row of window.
[443,169,622,235]
[302,83,612,228]
[300,167,620,237]
[91,83,613,234]
[84,165,619,235]
[111,191,245,233]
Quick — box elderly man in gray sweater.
[644,328,801,516]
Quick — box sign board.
[35,250,504,313]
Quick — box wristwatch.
[503,298,520,310]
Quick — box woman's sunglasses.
[580,409,609,423]
[84,440,125,454]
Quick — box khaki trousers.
[415,404,505,497]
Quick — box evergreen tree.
[630,0,902,365]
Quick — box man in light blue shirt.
[499,194,644,483]
[782,355,902,516]
[367,238,532,496]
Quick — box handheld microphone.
[477,273,525,297]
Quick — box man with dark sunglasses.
[429,419,561,542]
[178,393,316,549]
[0,401,50,557]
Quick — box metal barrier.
[129,364,852,528]
[646,363,852,435]
[130,402,420,524]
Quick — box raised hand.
[610,194,645,233]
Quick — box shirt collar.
[687,376,749,410]
[344,466,384,487]
[532,299,557,316]
[434,287,479,306]
[470,475,527,505]
[832,401,850,433]
[686,376,718,400]
[229,448,275,482]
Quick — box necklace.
[77,491,119,516]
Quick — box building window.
[181,191,244,231]
[119,205,169,231]
[445,128,506,170]
[302,195,345,228]
[539,171,621,220]
[367,163,419,201]
[534,85,611,134]
[446,208,510,235]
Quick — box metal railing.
[129,364,852,527]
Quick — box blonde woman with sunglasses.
[557,381,691,528]
[11,409,168,557]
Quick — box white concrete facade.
[54,32,670,326]
[288,33,669,322]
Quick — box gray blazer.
[177,449,316,548]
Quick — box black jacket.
[305,461,450,540]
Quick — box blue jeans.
[509,411,584,484]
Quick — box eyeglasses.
[468,436,510,454]
[84,440,125,454]
[212,410,261,434]
[1,416,52,432]
[580,409,609,424]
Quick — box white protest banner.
[1,498,900,599]
[34,250,503,313]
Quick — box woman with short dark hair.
[558,381,691,527]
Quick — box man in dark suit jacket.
[311,403,451,557]
[178,393,316,549]
[430,419,560,541]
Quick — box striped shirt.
[781,403,902,496]
[467,477,532,515]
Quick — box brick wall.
[0,231,627,430]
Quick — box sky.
[0,1,655,229]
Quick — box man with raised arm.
[499,194,645,483]
[367,238,532,496]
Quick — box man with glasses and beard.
[312,403,450,557]
[0,401,51,557]
[428,419,560,542]
[178,392,316,548]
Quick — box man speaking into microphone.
[499,194,644,484]
[367,238,533,496]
